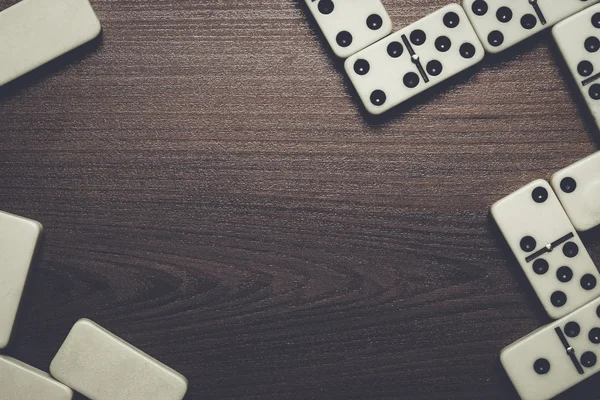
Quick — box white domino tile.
[0,211,43,349]
[0,356,73,400]
[553,4,600,133]
[552,151,600,232]
[0,0,101,86]
[491,180,600,319]
[502,297,600,400]
[304,0,392,58]
[50,319,188,400]
[463,0,599,54]
[345,4,484,115]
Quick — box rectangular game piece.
[501,296,600,400]
[0,356,73,400]
[551,151,600,232]
[50,319,188,400]
[491,180,600,320]
[304,0,392,58]
[462,0,599,54]
[345,4,484,115]
[0,0,101,87]
[553,4,600,132]
[0,211,43,349]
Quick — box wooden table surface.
[1,0,599,399]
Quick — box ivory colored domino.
[491,180,600,319]
[501,296,600,400]
[0,356,73,400]
[345,4,484,115]
[0,0,101,87]
[0,211,43,349]
[50,319,188,400]
[462,0,599,54]
[551,152,600,232]
[303,0,392,58]
[553,6,600,140]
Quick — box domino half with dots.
[0,356,73,400]
[50,319,189,400]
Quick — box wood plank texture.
[1,0,599,399]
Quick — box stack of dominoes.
[304,2,600,399]
[0,211,189,400]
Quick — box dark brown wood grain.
[1,0,599,398]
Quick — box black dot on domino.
[593,13,600,29]
[533,259,549,275]
[589,328,600,344]
[403,72,420,88]
[560,177,577,193]
[387,41,404,58]
[581,352,597,368]
[336,31,352,48]
[496,7,513,23]
[460,43,476,59]
[354,59,370,75]
[426,60,443,77]
[435,36,451,52]
[581,274,597,291]
[520,236,536,252]
[597,305,600,318]
[370,90,386,106]
[589,84,600,100]
[410,30,426,46]
[521,14,537,30]
[563,242,579,258]
[366,14,383,31]
[551,291,567,307]
[317,0,334,15]
[472,0,488,16]
[556,266,573,283]
[533,358,550,375]
[443,12,460,28]
[531,187,548,203]
[565,322,580,338]
[578,61,594,77]
[585,37,600,53]
[488,31,504,47]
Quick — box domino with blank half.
[50,319,188,400]
[551,151,600,232]
[0,356,73,400]
[491,180,600,319]
[0,0,101,87]
[0,211,43,349]
[553,5,600,133]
